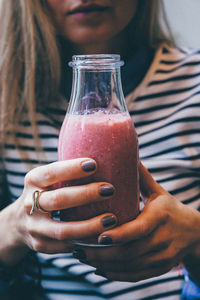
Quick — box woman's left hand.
[73,162,200,282]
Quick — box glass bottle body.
[58,55,139,242]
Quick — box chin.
[62,27,115,49]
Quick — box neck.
[58,23,136,64]
[70,31,133,62]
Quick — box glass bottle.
[58,54,139,243]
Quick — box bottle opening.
[69,54,124,69]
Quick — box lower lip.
[69,9,109,21]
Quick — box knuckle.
[24,165,41,186]
[55,226,69,241]
[24,196,31,213]
[43,165,55,182]
[25,218,35,236]
[163,207,171,222]
[52,189,63,208]
[24,171,34,187]
[139,221,149,236]
[159,210,170,224]
[32,239,43,252]
[84,183,97,200]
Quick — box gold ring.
[30,190,49,215]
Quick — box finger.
[27,213,117,241]
[97,199,168,244]
[139,161,167,199]
[81,233,168,264]
[30,235,75,254]
[25,158,97,189]
[37,182,115,211]
[84,245,171,273]
[95,264,172,282]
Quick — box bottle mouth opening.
[69,54,124,69]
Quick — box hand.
[74,162,200,282]
[0,158,117,265]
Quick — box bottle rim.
[69,54,124,69]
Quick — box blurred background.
[164,0,200,48]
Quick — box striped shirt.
[1,43,200,299]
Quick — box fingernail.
[73,249,87,260]
[102,215,116,227]
[99,236,113,245]
[99,184,114,197]
[81,160,96,172]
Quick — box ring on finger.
[30,190,50,215]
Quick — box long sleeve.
[181,268,200,299]
[0,155,10,211]
[0,153,15,294]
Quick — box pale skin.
[0,158,117,265]
[0,0,135,266]
[77,163,200,284]
[0,0,200,286]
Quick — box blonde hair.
[0,0,60,143]
[0,0,173,143]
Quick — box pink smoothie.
[58,111,139,225]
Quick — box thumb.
[139,161,167,201]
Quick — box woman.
[0,0,200,299]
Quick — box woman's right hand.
[0,158,116,266]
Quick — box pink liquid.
[58,111,139,225]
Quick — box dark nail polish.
[81,160,96,172]
[73,249,87,260]
[102,215,116,227]
[99,184,114,197]
[99,236,113,245]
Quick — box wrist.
[0,201,29,266]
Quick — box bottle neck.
[69,67,126,114]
